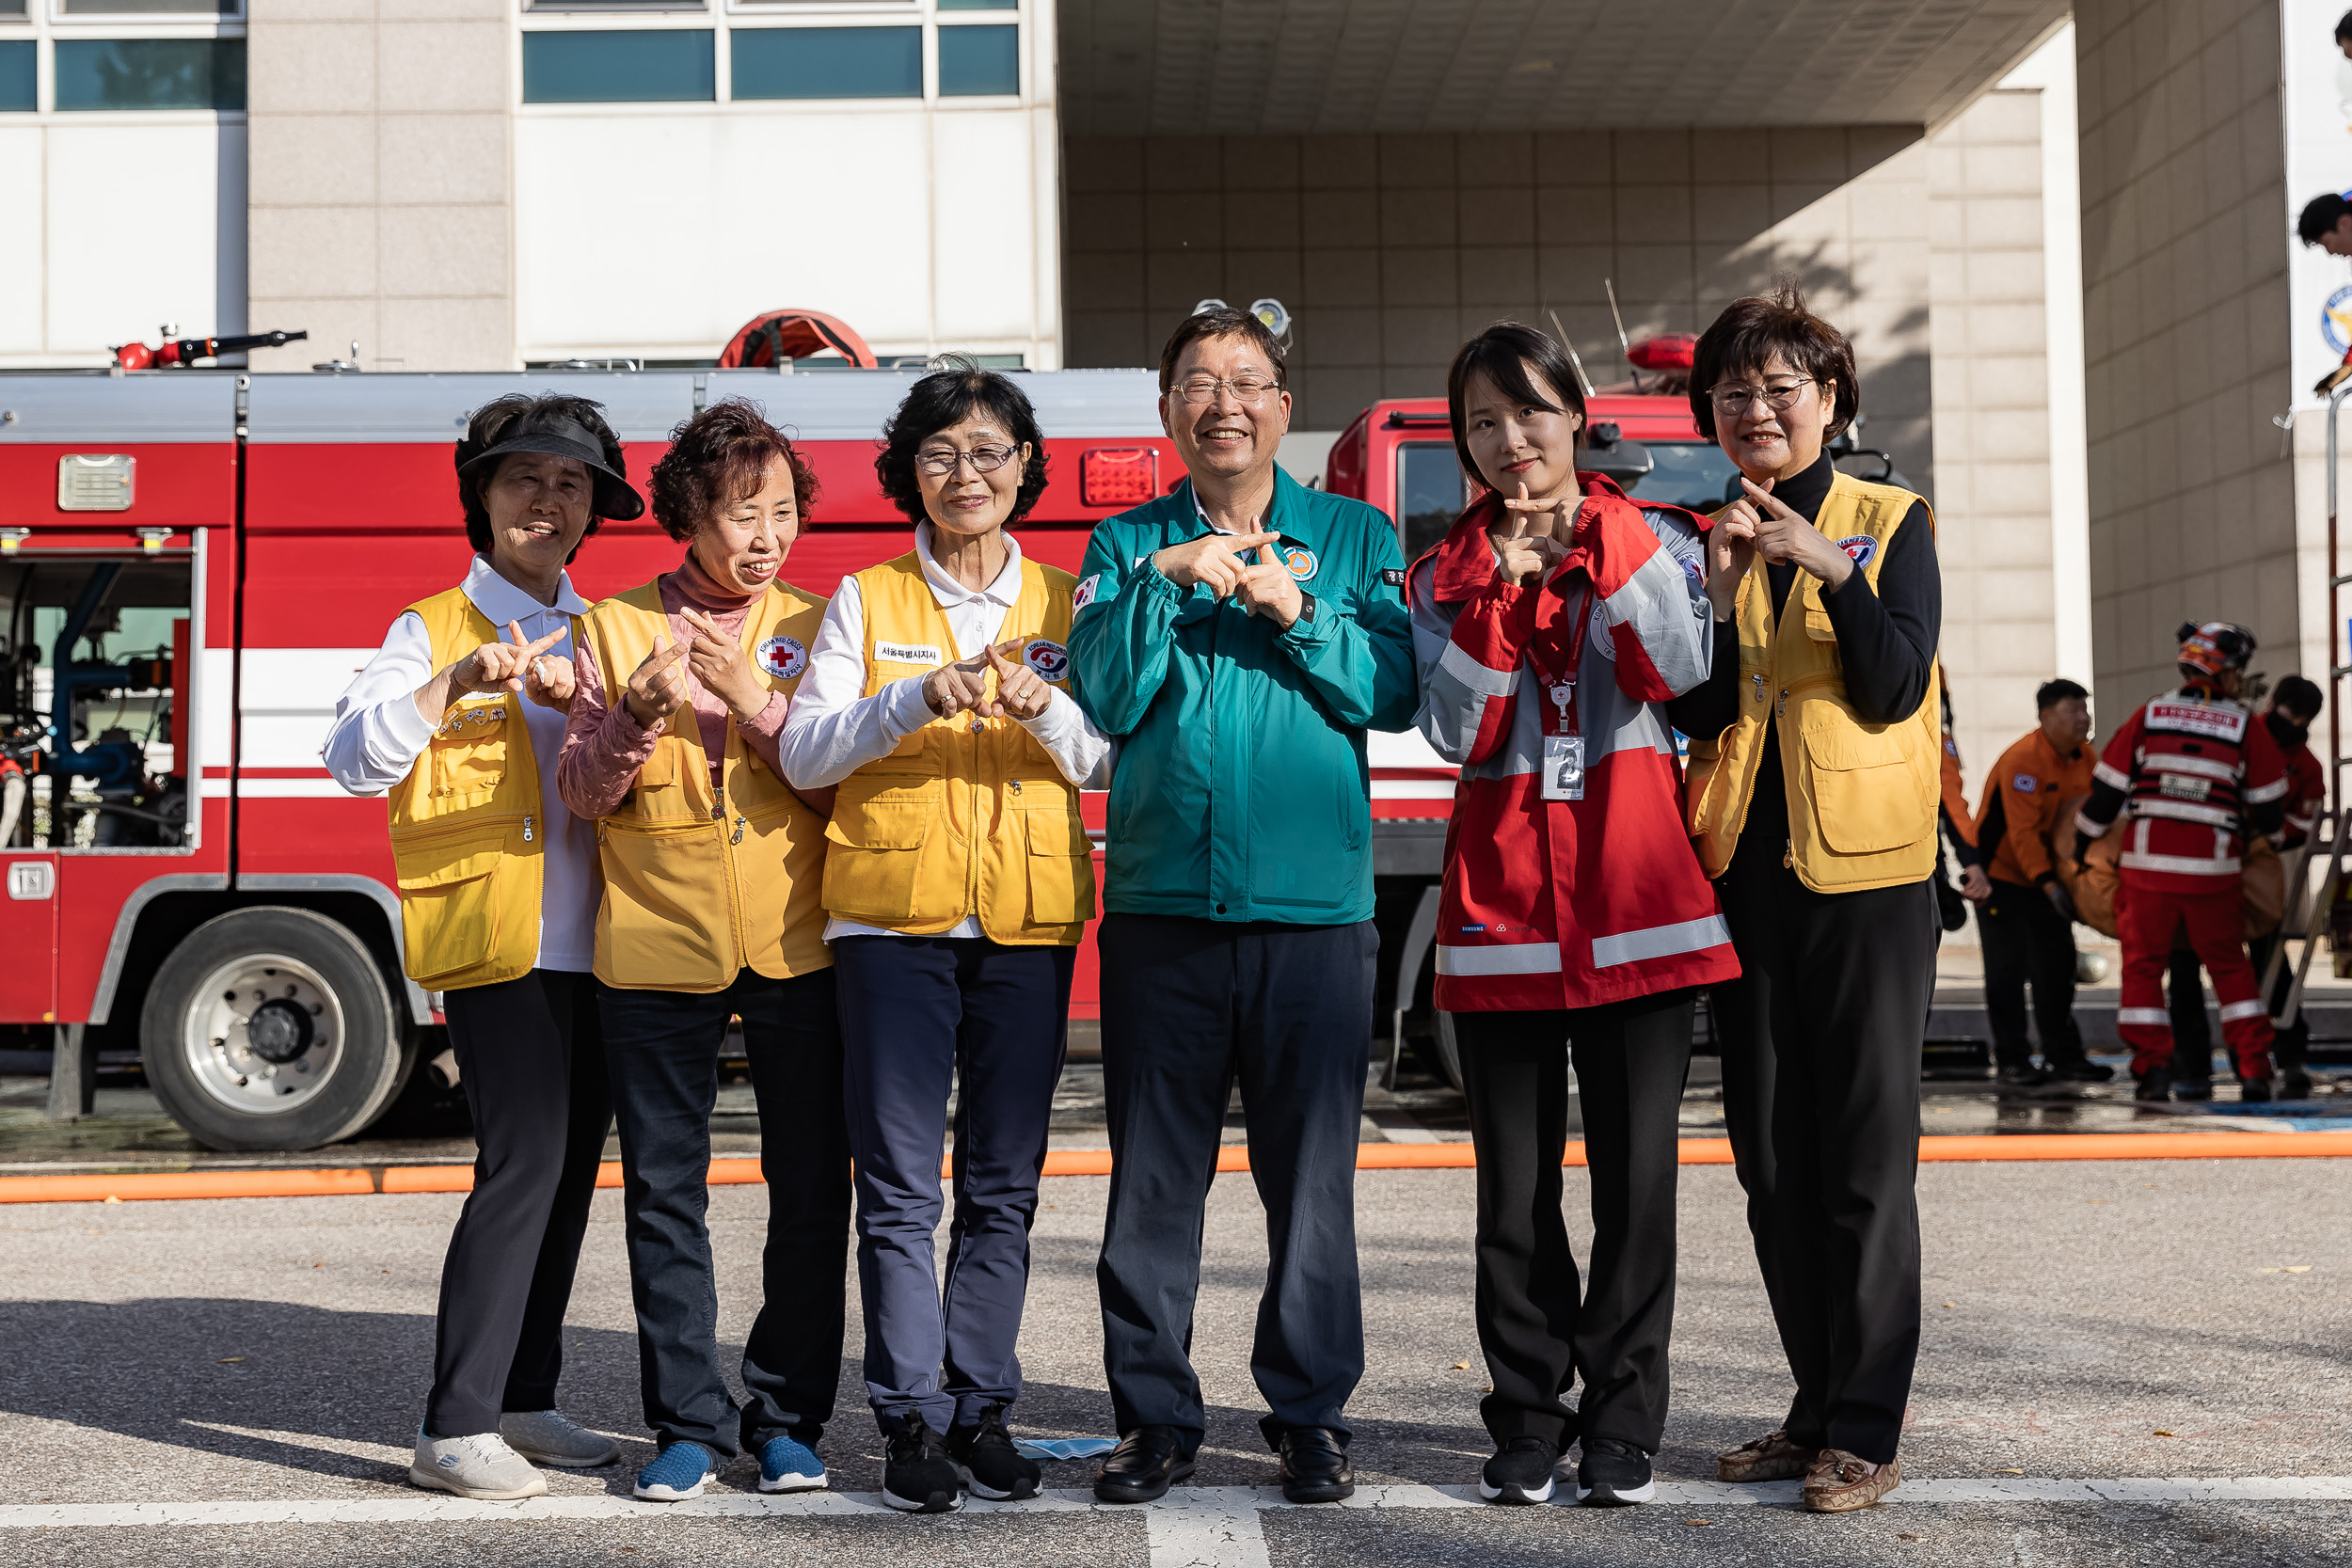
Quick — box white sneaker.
[410,1431,548,1500]
[500,1410,621,1469]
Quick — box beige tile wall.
[243,0,514,373]
[1062,128,1938,482]
[2073,0,2298,725]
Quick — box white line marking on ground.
[6,1477,2348,1539]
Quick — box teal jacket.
[1068,467,1417,925]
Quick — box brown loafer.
[1801,1449,1901,1513]
[1716,1428,1820,1483]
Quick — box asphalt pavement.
[4,1157,2348,1565]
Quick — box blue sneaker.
[632,1440,718,1501]
[757,1435,828,1495]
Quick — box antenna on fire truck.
[1547,308,1597,400]
[1603,279,1643,393]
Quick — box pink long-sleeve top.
[557,554,793,819]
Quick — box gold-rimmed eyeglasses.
[1708,378,1820,417]
[914,444,1019,477]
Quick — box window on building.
[0,43,30,114]
[939,0,1018,8]
[0,0,24,17]
[54,39,246,112]
[732,26,920,101]
[59,0,243,13]
[522,30,714,103]
[937,24,1017,96]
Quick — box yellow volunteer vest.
[821,550,1094,945]
[386,587,547,990]
[577,578,831,992]
[1685,472,1943,894]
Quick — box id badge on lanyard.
[1537,590,1591,802]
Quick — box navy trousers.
[599,967,850,1459]
[834,935,1073,1436]
[1095,913,1377,1452]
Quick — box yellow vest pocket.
[822,797,936,924]
[393,831,507,985]
[1803,725,1931,856]
[1023,802,1094,926]
[429,704,507,802]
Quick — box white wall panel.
[0,128,42,356]
[930,109,1035,343]
[44,121,239,360]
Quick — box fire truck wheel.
[140,906,405,1152]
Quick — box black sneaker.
[1996,1063,2054,1090]
[2284,1069,2314,1101]
[882,1420,963,1513]
[2240,1077,2275,1103]
[1478,1436,1559,1505]
[2048,1057,2115,1084]
[947,1406,1040,1501]
[1576,1436,1655,1506]
[2132,1070,2170,1102]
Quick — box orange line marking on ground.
[4,1132,2346,1204]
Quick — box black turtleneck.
[1665,452,1942,874]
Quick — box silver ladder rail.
[2262,804,2342,1030]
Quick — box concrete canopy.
[1059,0,2071,135]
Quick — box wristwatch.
[1295,591,1318,626]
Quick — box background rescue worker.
[325,392,635,1499]
[1410,323,1734,1510]
[2072,623,2289,1101]
[556,401,849,1504]
[1670,280,1941,1515]
[779,367,1111,1514]
[2249,675,2326,1099]
[1974,678,2106,1087]
[1068,306,1416,1509]
[1939,682,1986,928]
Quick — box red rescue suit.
[2074,681,2288,1082]
[1408,477,1739,1011]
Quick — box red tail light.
[1626,333,1697,371]
[1080,447,1158,509]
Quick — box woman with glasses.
[1408,322,1733,1511]
[1667,280,1944,1514]
[779,363,1109,1515]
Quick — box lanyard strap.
[1529,584,1594,736]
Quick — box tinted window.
[938,24,1018,96]
[55,39,246,110]
[1626,440,1741,514]
[733,26,920,100]
[0,42,30,112]
[522,30,714,103]
[1397,442,1469,565]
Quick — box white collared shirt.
[778,523,1112,942]
[321,553,599,974]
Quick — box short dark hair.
[646,398,819,545]
[2274,673,2324,720]
[2299,192,2352,245]
[1446,321,1588,494]
[874,361,1050,530]
[455,392,627,559]
[1690,277,1861,443]
[2036,677,2089,713]
[2337,8,2352,40]
[1157,306,1287,393]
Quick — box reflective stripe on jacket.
[577,579,831,990]
[820,550,1094,944]
[387,587,546,990]
[2074,685,2287,892]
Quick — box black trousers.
[2248,931,2310,1073]
[1095,913,1376,1451]
[1714,847,1934,1465]
[424,969,612,1438]
[1977,879,2086,1069]
[2168,948,2217,1083]
[1453,990,1694,1455]
[600,967,850,1459]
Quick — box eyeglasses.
[914,444,1019,477]
[1708,378,1820,416]
[1171,374,1281,406]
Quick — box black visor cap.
[457,415,646,522]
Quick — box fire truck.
[0,338,1726,1151]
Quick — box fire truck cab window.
[732,26,922,101]
[1397,441,1470,566]
[54,39,246,112]
[0,557,192,853]
[522,30,716,104]
[1624,441,1741,514]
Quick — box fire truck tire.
[139,906,405,1153]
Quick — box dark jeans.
[1714,843,1934,1465]
[599,966,850,1459]
[1454,990,1695,1455]
[424,969,611,1438]
[1095,913,1377,1452]
[1978,879,2086,1069]
[834,935,1074,1436]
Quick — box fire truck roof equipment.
[717,310,879,371]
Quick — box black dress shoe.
[1094,1426,1194,1503]
[1277,1427,1355,1503]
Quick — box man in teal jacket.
[1069,306,1416,1509]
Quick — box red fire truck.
[0,353,1727,1150]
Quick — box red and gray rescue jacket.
[1408,475,1739,1011]
[2074,681,2288,894]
